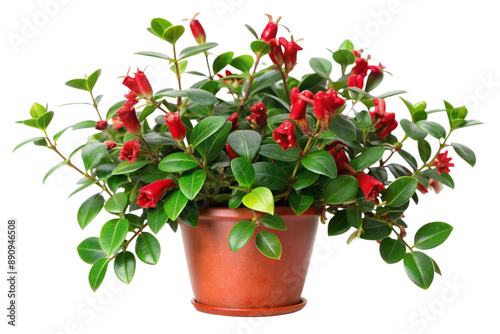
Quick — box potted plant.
[14,13,480,316]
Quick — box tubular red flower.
[227,112,240,131]
[357,172,385,201]
[137,179,175,208]
[95,120,108,131]
[112,117,124,130]
[124,91,139,107]
[225,143,239,160]
[187,13,206,45]
[326,141,350,175]
[117,105,142,136]
[369,62,385,75]
[104,141,116,150]
[417,182,429,194]
[246,102,268,130]
[369,98,397,139]
[279,37,302,74]
[268,38,284,67]
[433,151,455,175]
[260,14,280,42]
[313,89,346,131]
[290,87,313,135]
[119,139,140,163]
[122,69,153,98]
[347,52,369,89]
[273,119,297,150]
[164,112,186,141]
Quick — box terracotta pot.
[179,206,320,317]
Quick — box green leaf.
[349,147,386,171]
[77,237,107,264]
[250,71,282,96]
[360,219,391,240]
[382,176,418,207]
[250,40,270,56]
[310,57,332,76]
[36,111,54,130]
[87,69,101,91]
[106,100,126,120]
[330,115,357,142]
[114,251,136,284]
[293,169,319,191]
[289,191,314,216]
[252,162,289,190]
[229,189,246,209]
[164,190,189,221]
[135,51,170,60]
[88,258,109,292]
[81,142,108,171]
[69,179,97,198]
[259,214,287,230]
[229,220,255,252]
[18,118,41,129]
[414,222,453,250]
[404,251,434,289]
[451,143,476,167]
[418,140,432,163]
[365,71,383,92]
[339,39,354,51]
[158,152,199,173]
[179,169,206,200]
[244,24,259,39]
[400,119,428,140]
[227,130,262,161]
[13,136,46,152]
[196,122,231,162]
[150,18,172,38]
[179,42,218,59]
[242,187,274,214]
[378,90,407,99]
[147,205,169,234]
[231,157,255,189]
[258,144,300,162]
[398,149,418,171]
[77,193,105,229]
[230,55,254,73]
[346,206,362,228]
[135,232,161,265]
[379,238,406,264]
[163,25,185,44]
[301,150,337,178]
[213,51,234,74]
[256,231,282,259]
[65,78,88,91]
[332,49,355,68]
[104,193,128,214]
[324,175,358,204]
[42,161,67,184]
[30,102,46,118]
[184,89,217,105]
[190,116,226,147]
[178,200,199,227]
[112,159,150,175]
[328,210,350,236]
[417,121,446,139]
[99,218,129,255]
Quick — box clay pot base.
[191,298,307,317]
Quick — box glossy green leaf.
[228,189,246,209]
[164,190,189,221]
[398,149,418,171]
[43,161,67,184]
[30,102,46,118]
[328,210,350,236]
[332,49,355,69]
[178,200,199,227]
[451,143,476,167]
[365,71,383,92]
[179,42,218,59]
[81,142,108,171]
[293,169,319,190]
[114,251,136,284]
[184,89,217,106]
[420,169,454,189]
[250,40,270,56]
[150,18,172,38]
[258,144,300,162]
[147,205,169,234]
[112,159,150,175]
[400,119,428,140]
[213,51,234,74]
[163,25,185,44]
[87,69,101,91]
[135,232,161,265]
[36,111,54,130]
[158,152,199,173]
[404,251,434,290]
[289,191,314,216]
[179,169,206,200]
[65,78,88,91]
[301,150,337,178]
[13,136,46,152]
[379,238,406,264]
[329,115,357,142]
[242,187,274,214]
[88,258,109,292]
[196,122,231,162]
[104,193,128,214]
[310,57,332,76]
[414,222,453,250]
[346,206,362,228]
[229,220,255,252]
[99,218,129,255]
[77,193,105,229]
[360,219,391,240]
[256,231,282,259]
[244,24,259,39]
[324,175,358,204]
[382,176,418,207]
[378,90,407,99]
[259,214,287,230]
[77,237,107,264]
[135,51,170,60]
[252,162,289,190]
[230,55,254,73]
[227,130,262,161]
[417,120,446,139]
[418,140,432,163]
[349,147,386,171]
[231,157,255,189]
[190,116,227,147]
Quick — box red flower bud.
[268,38,284,67]
[227,112,240,131]
[313,89,346,132]
[187,13,206,45]
[95,120,108,131]
[347,51,369,89]
[117,105,142,136]
[112,117,124,130]
[122,69,153,98]
[225,143,239,160]
[357,172,385,201]
[217,70,243,87]
[279,37,302,74]
[273,119,297,151]
[137,179,174,208]
[104,141,117,150]
[370,98,397,139]
[290,87,313,135]
[326,141,350,175]
[369,62,385,75]
[246,102,268,130]
[260,14,280,42]
[432,151,454,175]
[164,112,186,142]
[417,182,429,194]
[119,139,140,163]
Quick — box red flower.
[417,182,429,194]
[273,119,297,150]
[326,141,350,175]
[433,151,454,175]
[104,141,116,150]
[225,143,239,160]
[112,116,124,130]
[164,112,186,142]
[117,105,142,136]
[429,179,443,194]
[122,69,153,98]
[95,120,108,131]
[313,89,346,131]
[370,98,398,139]
[347,51,369,89]
[290,87,313,135]
[260,14,280,42]
[279,37,302,74]
[369,62,385,75]
[227,112,240,131]
[357,172,385,201]
[137,179,174,208]
[186,13,206,45]
[124,91,139,107]
[246,102,268,130]
[268,38,284,67]
[119,139,140,163]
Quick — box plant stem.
[413,130,453,175]
[391,226,413,251]
[236,54,262,116]
[204,52,213,80]
[279,69,290,103]
[179,142,221,186]
[380,135,408,166]
[89,90,103,121]
[109,222,149,261]
[172,43,183,107]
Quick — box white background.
[2,0,499,333]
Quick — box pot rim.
[198,206,322,220]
